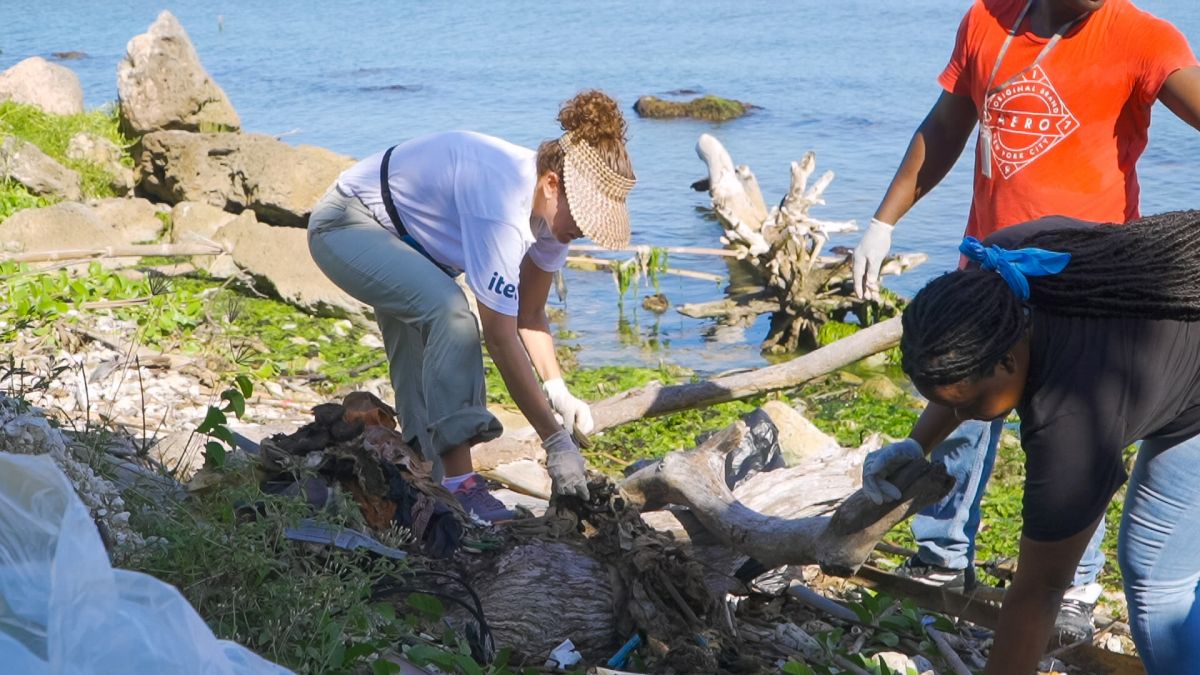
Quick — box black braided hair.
[901,210,1200,386]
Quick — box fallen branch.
[565,255,723,283]
[0,243,226,265]
[473,315,901,472]
[677,291,776,321]
[927,626,973,675]
[569,243,744,258]
[588,315,900,432]
[853,565,1002,630]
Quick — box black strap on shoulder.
[379,145,406,237]
[378,145,455,278]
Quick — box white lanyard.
[979,0,1088,178]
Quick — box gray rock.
[90,197,167,243]
[66,131,134,195]
[170,200,238,243]
[0,135,82,200]
[193,210,255,278]
[0,56,84,115]
[213,215,365,316]
[759,400,840,467]
[861,374,905,400]
[136,130,353,227]
[117,11,240,135]
[66,132,123,166]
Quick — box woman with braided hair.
[863,210,1200,673]
[307,90,635,522]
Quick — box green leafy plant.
[645,246,668,292]
[196,374,253,467]
[610,247,670,304]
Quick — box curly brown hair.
[536,90,634,181]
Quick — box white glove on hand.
[861,438,925,505]
[543,378,594,436]
[543,429,590,500]
[852,218,895,301]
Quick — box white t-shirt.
[337,131,569,316]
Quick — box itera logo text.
[487,272,516,299]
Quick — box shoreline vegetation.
[0,13,1134,675]
[0,100,133,220]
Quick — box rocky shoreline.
[2,11,364,318]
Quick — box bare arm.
[516,255,561,384]
[984,517,1102,674]
[908,402,962,452]
[478,303,560,440]
[1159,65,1200,132]
[875,90,978,225]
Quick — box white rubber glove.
[543,429,590,500]
[543,377,594,436]
[852,218,895,301]
[861,438,925,505]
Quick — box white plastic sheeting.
[0,452,291,674]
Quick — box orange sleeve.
[937,5,976,97]
[1131,15,1199,105]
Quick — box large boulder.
[212,215,365,316]
[66,132,135,195]
[0,57,84,116]
[136,131,354,227]
[0,203,101,251]
[0,136,82,200]
[117,11,240,135]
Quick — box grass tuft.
[0,100,135,221]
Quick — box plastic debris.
[284,518,408,559]
[544,639,582,670]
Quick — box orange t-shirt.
[939,0,1197,240]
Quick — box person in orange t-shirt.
[849,0,1200,661]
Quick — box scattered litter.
[284,518,408,559]
[544,639,582,670]
[606,633,641,668]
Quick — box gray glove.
[861,438,924,505]
[543,429,590,500]
[852,218,895,301]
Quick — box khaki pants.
[306,187,502,476]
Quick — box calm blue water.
[5,2,1198,374]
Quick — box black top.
[985,217,1200,541]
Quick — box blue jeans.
[1118,433,1200,674]
[912,418,1105,587]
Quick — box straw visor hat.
[558,131,636,249]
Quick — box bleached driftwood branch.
[695,133,925,352]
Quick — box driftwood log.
[692,133,925,352]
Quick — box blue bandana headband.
[959,236,1072,300]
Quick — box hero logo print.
[487,271,517,299]
[982,65,1080,179]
